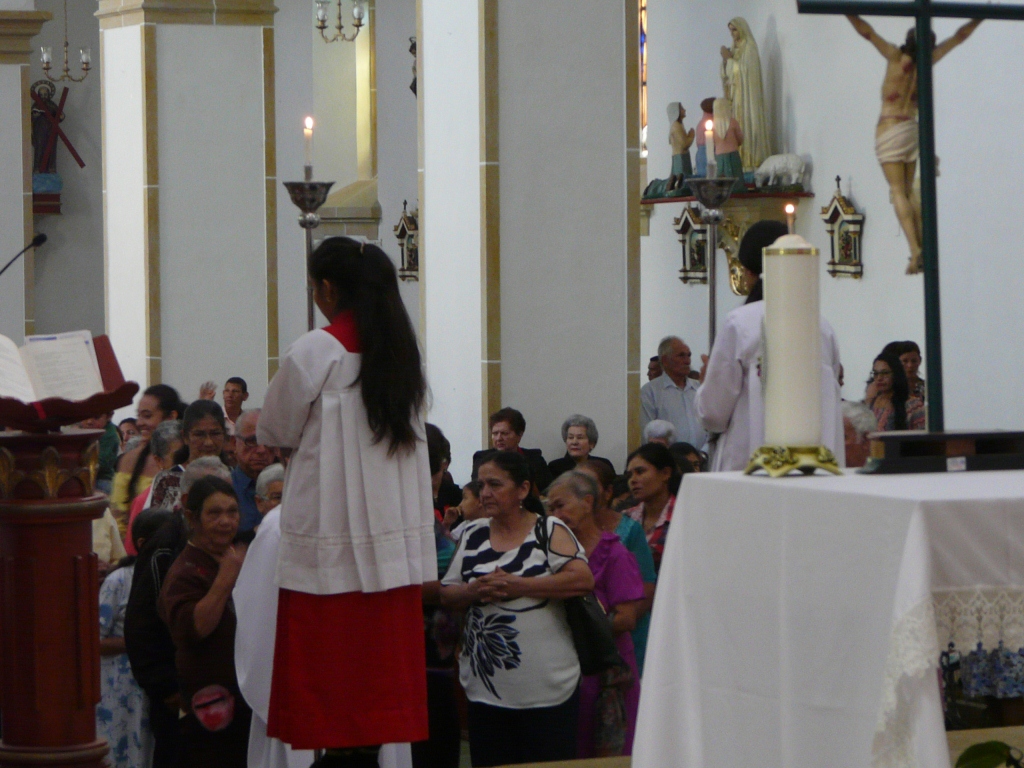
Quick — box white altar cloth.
[632,470,1024,768]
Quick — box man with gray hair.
[232,409,280,532]
[640,336,707,449]
[642,419,676,447]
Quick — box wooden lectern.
[0,335,138,768]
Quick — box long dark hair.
[174,400,227,465]
[874,352,910,430]
[627,442,682,496]
[128,384,185,500]
[309,237,426,454]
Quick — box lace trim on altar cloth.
[934,588,1024,655]
[872,588,1024,768]
[873,598,938,768]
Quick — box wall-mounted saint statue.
[719,17,771,173]
[847,14,981,274]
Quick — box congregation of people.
[87,225,930,768]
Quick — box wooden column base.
[0,741,108,768]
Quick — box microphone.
[0,234,47,281]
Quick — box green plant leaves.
[956,741,1014,768]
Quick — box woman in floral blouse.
[440,451,593,768]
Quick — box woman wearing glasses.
[864,352,925,432]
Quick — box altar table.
[632,470,1024,768]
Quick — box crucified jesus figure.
[847,14,981,274]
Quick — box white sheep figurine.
[754,154,806,188]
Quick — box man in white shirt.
[696,220,845,472]
[640,336,708,449]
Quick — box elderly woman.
[254,463,284,517]
[124,419,182,556]
[159,475,250,768]
[547,414,616,479]
[641,419,675,447]
[548,471,645,757]
[578,459,656,677]
[865,352,925,432]
[623,443,680,574]
[440,452,593,768]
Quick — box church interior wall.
[312,13,360,194]
[28,0,104,339]
[273,0,314,367]
[421,0,483,484]
[497,0,632,471]
[643,1,1024,430]
[100,24,147,391]
[155,24,269,403]
[0,62,28,343]
[374,0,420,334]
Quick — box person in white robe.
[233,504,413,768]
[719,17,772,172]
[696,220,845,472]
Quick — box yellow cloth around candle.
[762,234,821,446]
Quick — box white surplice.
[257,328,437,595]
[695,301,845,472]
[233,507,413,768]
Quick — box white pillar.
[421,0,483,481]
[98,0,277,399]
[0,5,49,343]
[422,0,640,480]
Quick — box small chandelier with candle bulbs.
[40,0,90,83]
[315,0,368,43]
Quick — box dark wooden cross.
[797,0,1024,432]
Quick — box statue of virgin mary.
[720,17,772,172]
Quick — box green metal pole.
[916,0,944,431]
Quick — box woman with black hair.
[258,237,436,768]
[439,451,593,767]
[622,443,681,574]
[865,352,925,431]
[159,476,250,768]
[146,400,228,516]
[112,385,186,533]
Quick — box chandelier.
[315,0,368,43]
[40,0,90,83]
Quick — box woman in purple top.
[547,470,645,758]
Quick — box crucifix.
[797,0,1024,433]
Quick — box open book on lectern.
[0,330,110,403]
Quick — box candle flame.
[304,116,314,131]
[784,203,796,215]
[705,120,714,131]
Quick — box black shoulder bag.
[534,515,624,675]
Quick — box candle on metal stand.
[704,119,716,178]
[785,203,796,234]
[762,234,821,447]
[303,116,314,178]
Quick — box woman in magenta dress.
[547,470,645,758]
[258,237,436,768]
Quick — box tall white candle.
[704,119,715,176]
[303,116,314,168]
[762,233,821,446]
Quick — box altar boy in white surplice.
[696,220,845,472]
